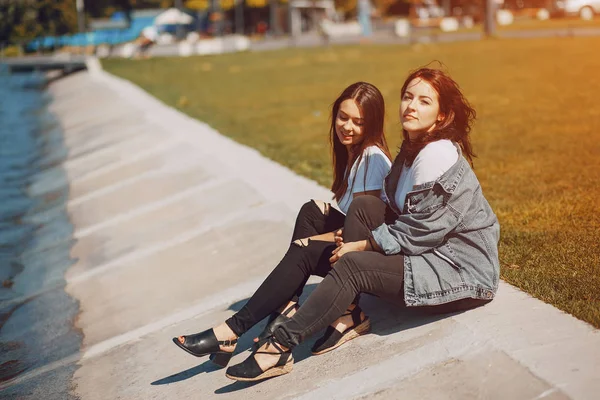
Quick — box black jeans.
[225,200,346,337]
[272,196,404,348]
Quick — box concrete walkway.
[12,64,600,399]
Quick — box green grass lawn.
[103,36,600,328]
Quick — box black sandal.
[311,305,370,355]
[172,328,237,367]
[226,336,293,382]
[254,302,299,349]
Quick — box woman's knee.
[297,200,330,220]
[299,200,317,216]
[311,199,329,216]
[295,200,321,226]
[346,196,384,218]
[344,196,386,238]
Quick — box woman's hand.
[334,229,344,247]
[329,240,368,265]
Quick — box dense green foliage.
[0,0,167,44]
[0,0,77,43]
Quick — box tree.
[0,2,25,43]
[0,0,78,44]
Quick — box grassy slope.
[104,36,600,327]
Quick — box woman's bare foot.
[177,323,238,352]
[213,323,238,352]
[253,301,297,343]
[252,339,290,371]
[310,303,370,355]
[331,303,364,332]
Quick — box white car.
[555,0,600,19]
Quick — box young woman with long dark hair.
[217,67,500,383]
[172,82,393,369]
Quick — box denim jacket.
[372,142,500,307]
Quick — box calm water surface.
[0,68,81,399]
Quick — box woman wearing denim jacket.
[193,67,499,383]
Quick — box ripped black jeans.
[225,200,346,337]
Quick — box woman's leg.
[272,195,397,347]
[273,251,405,348]
[291,200,345,241]
[225,240,337,337]
[221,196,397,376]
[224,200,345,337]
[176,198,369,362]
[289,200,345,303]
[225,251,404,381]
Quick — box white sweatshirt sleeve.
[412,140,458,186]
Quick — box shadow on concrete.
[153,281,489,388]
[151,360,222,385]
[214,379,262,393]
[224,282,489,366]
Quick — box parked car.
[554,0,600,19]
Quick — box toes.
[178,336,185,344]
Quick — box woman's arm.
[372,184,475,256]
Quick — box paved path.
[5,63,599,399]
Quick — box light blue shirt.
[337,146,391,214]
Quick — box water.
[0,67,81,399]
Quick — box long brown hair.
[398,67,477,167]
[330,82,391,202]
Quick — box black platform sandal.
[226,336,293,382]
[254,302,299,349]
[172,328,237,367]
[311,305,370,355]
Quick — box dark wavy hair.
[398,67,477,167]
[330,82,392,202]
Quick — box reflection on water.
[0,67,81,398]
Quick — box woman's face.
[400,78,441,139]
[335,99,365,149]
